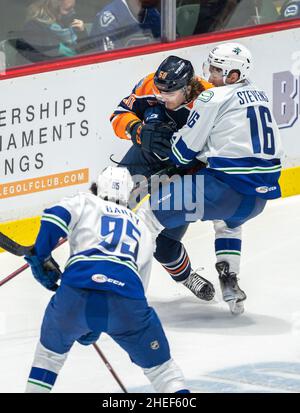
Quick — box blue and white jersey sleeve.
[34,193,156,298]
[170,82,283,199]
[34,194,83,260]
[169,93,219,166]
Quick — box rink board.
[1,24,300,248]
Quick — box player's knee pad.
[143,358,189,393]
[214,219,242,239]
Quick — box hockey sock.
[161,247,191,282]
[25,341,68,393]
[214,221,242,275]
[144,358,189,393]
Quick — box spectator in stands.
[193,1,279,34]
[16,0,87,63]
[217,0,279,29]
[90,0,161,52]
[191,0,235,34]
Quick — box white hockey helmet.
[203,42,252,83]
[97,166,134,206]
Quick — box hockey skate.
[182,269,215,301]
[216,261,247,315]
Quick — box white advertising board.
[0,27,299,221]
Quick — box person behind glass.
[90,0,161,52]
[192,0,235,34]
[210,0,279,31]
[17,0,87,63]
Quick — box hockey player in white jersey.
[24,166,189,393]
[138,43,283,315]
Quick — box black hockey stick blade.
[0,232,34,256]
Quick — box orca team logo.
[233,47,242,55]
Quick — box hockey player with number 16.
[137,43,284,315]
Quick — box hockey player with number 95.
[24,166,189,393]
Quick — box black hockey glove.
[129,121,175,161]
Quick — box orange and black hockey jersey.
[110,73,213,140]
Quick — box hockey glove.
[24,255,61,291]
[129,121,175,160]
[143,105,168,124]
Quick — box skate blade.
[228,299,244,315]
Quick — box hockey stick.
[0,231,34,256]
[0,235,67,287]
[130,164,181,212]
[92,343,127,393]
[0,162,173,280]
[0,263,30,287]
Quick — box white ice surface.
[1,195,300,393]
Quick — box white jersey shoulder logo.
[199,90,214,103]
[100,11,116,27]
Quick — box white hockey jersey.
[34,193,154,299]
[170,81,284,199]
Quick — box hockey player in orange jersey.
[110,56,216,301]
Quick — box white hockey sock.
[25,341,69,393]
[214,220,242,274]
[143,358,189,393]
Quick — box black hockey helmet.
[154,55,195,92]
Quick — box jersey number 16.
[247,106,275,155]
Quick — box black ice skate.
[216,261,247,315]
[182,269,215,301]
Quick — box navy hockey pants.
[120,145,189,264]
[40,283,171,369]
[152,170,267,229]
